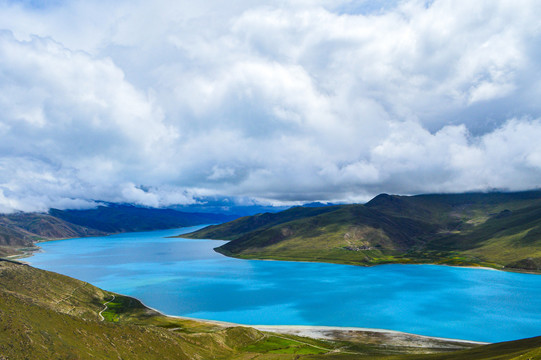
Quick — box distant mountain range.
[183,190,541,272]
[4,190,541,272]
[0,205,235,257]
[170,196,335,216]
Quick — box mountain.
[0,213,106,257]
[171,196,291,217]
[49,204,235,233]
[2,259,539,359]
[182,191,541,272]
[0,204,236,257]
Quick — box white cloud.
[1,0,541,212]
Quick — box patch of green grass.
[99,294,151,323]
[242,335,329,355]
[100,299,121,322]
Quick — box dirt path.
[98,295,116,321]
[54,283,87,304]
[269,333,332,352]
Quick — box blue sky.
[1,0,541,212]
[6,0,63,8]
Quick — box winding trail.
[99,294,115,321]
[267,333,334,353]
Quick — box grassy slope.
[184,191,541,271]
[214,205,438,265]
[183,206,343,240]
[0,260,340,359]
[427,204,541,267]
[1,259,539,359]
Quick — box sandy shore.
[131,295,487,347]
[251,325,489,345]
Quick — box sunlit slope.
[0,260,331,359]
[184,191,541,271]
[213,204,438,264]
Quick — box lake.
[27,226,541,343]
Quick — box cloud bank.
[1,0,541,212]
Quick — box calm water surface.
[28,226,541,343]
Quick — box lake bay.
[28,226,541,343]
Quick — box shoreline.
[4,246,41,262]
[3,227,192,261]
[129,295,490,346]
[6,233,541,278]
[6,237,533,346]
[3,228,539,274]
[213,249,541,275]
[251,325,490,345]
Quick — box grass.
[100,296,121,322]
[99,294,156,323]
[242,335,329,355]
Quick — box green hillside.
[0,259,344,359]
[185,205,342,240]
[0,259,268,359]
[183,191,541,272]
[1,259,540,359]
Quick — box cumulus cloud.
[1,0,541,212]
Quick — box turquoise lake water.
[28,226,541,343]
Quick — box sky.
[1,0,541,213]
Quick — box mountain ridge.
[183,190,541,272]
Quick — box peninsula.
[182,191,541,272]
